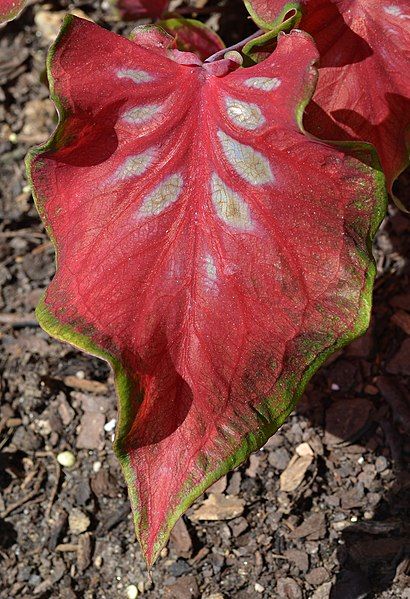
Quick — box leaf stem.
[176,6,224,15]
[204,29,264,62]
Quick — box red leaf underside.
[28,16,386,565]
[0,0,27,22]
[114,0,168,20]
[157,18,225,61]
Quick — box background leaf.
[113,0,169,20]
[301,0,410,195]
[243,0,410,195]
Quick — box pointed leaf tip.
[28,17,386,565]
[0,0,27,23]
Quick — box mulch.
[1,1,409,597]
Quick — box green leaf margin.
[25,15,387,566]
[243,9,300,63]
[244,0,302,30]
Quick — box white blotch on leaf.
[139,174,183,216]
[116,69,154,84]
[111,147,156,181]
[225,96,265,130]
[383,5,401,16]
[244,77,281,91]
[217,130,274,186]
[211,174,252,229]
[122,104,161,125]
[204,254,217,286]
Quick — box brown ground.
[0,1,409,597]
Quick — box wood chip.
[64,375,108,395]
[296,442,314,457]
[276,577,302,599]
[48,510,68,551]
[189,494,245,521]
[349,537,407,563]
[190,546,209,564]
[305,567,330,586]
[290,512,326,540]
[98,503,131,534]
[207,475,227,494]
[280,454,313,492]
[34,9,92,43]
[245,453,261,478]
[68,508,90,535]
[341,487,364,510]
[226,471,241,495]
[324,398,372,447]
[164,575,199,599]
[77,532,92,572]
[90,469,119,498]
[376,376,410,434]
[283,548,309,572]
[76,411,105,451]
[170,517,193,558]
[55,543,78,552]
[311,582,332,599]
[57,395,75,426]
[0,313,37,327]
[386,338,410,376]
[391,309,410,335]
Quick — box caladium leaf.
[114,0,169,20]
[157,17,225,61]
[243,0,410,193]
[27,15,386,565]
[0,0,27,23]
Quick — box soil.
[0,1,409,598]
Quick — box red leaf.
[157,17,225,61]
[27,16,386,565]
[302,0,410,192]
[0,0,27,23]
[244,0,410,192]
[114,0,169,20]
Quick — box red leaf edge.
[0,0,27,23]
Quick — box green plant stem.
[204,29,263,62]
